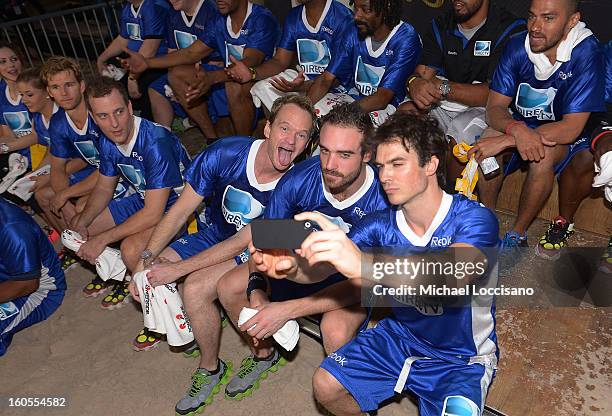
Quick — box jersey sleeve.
[379,27,421,97]
[277,8,299,52]
[184,144,222,197]
[49,118,74,159]
[98,138,119,178]
[326,25,355,83]
[246,11,279,58]
[198,14,221,50]
[143,134,184,189]
[419,18,445,74]
[262,172,298,219]
[166,16,178,49]
[453,205,499,248]
[140,2,167,39]
[490,36,522,98]
[0,221,41,279]
[561,42,605,115]
[119,6,129,39]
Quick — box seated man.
[264,113,499,416]
[217,103,390,402]
[306,0,421,125]
[72,77,190,310]
[467,0,605,253]
[124,0,280,136]
[128,95,314,369]
[96,0,170,121]
[397,0,524,182]
[0,197,66,357]
[226,0,352,113]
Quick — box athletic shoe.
[225,350,286,400]
[82,275,110,297]
[100,281,131,310]
[175,360,232,416]
[132,328,163,352]
[599,237,612,274]
[500,231,528,272]
[535,216,575,261]
[60,250,79,271]
[182,343,201,359]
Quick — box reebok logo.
[328,352,347,366]
[431,236,452,247]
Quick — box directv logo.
[175,30,197,49]
[354,56,385,96]
[126,23,142,41]
[4,111,32,136]
[297,39,331,77]
[118,164,147,197]
[515,83,557,121]
[442,396,480,416]
[473,40,491,57]
[225,42,246,67]
[222,185,264,231]
[74,140,100,167]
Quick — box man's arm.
[355,87,395,113]
[226,48,294,83]
[535,112,592,145]
[138,38,162,59]
[123,40,213,73]
[1,131,38,152]
[96,36,129,73]
[0,279,39,303]
[201,48,267,89]
[73,173,117,231]
[307,71,337,106]
[49,155,71,193]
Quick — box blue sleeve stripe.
[432,20,443,53]
[493,20,526,50]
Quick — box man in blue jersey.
[147,0,221,136]
[225,0,353,113]
[0,197,66,357]
[123,0,280,136]
[305,0,421,125]
[96,0,170,121]
[70,77,190,310]
[257,113,499,416]
[467,0,605,255]
[216,103,390,402]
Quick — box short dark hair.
[370,112,447,188]
[269,94,317,132]
[85,76,129,106]
[41,56,83,85]
[16,67,44,90]
[320,102,374,154]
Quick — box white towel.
[314,92,395,126]
[133,270,194,346]
[238,307,300,352]
[0,153,28,194]
[526,22,592,80]
[7,164,50,201]
[593,151,612,203]
[101,64,126,81]
[249,69,300,111]
[60,230,127,282]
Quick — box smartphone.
[251,219,320,249]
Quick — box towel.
[250,69,300,111]
[7,164,50,201]
[453,143,479,201]
[101,64,126,81]
[133,270,194,346]
[593,151,612,203]
[0,153,28,194]
[526,22,592,80]
[61,230,127,282]
[238,307,300,352]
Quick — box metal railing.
[0,1,124,73]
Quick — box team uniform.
[197,2,280,119]
[148,0,221,119]
[170,137,280,263]
[0,198,66,357]
[119,0,170,55]
[320,193,500,415]
[0,80,32,164]
[263,156,389,301]
[319,21,421,124]
[249,0,353,111]
[490,31,606,175]
[98,116,190,225]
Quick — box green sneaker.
[224,350,286,400]
[175,360,232,416]
[182,343,201,358]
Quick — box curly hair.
[351,0,401,28]
[41,56,83,85]
[320,102,374,154]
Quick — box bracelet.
[248,66,257,82]
[246,272,267,301]
[407,75,419,86]
[504,120,524,136]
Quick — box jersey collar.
[321,164,374,210]
[4,83,21,106]
[247,139,282,191]
[65,110,89,135]
[227,1,253,39]
[301,0,333,34]
[131,0,144,18]
[396,192,453,247]
[41,103,59,130]
[366,22,402,58]
[117,115,141,157]
[181,0,206,28]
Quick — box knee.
[321,319,354,354]
[34,187,50,207]
[183,271,216,305]
[217,273,245,308]
[119,236,140,268]
[312,368,344,407]
[566,149,594,176]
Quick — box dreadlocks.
[351,0,401,28]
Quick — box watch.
[140,249,153,261]
[439,79,451,99]
[248,66,257,82]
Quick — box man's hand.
[594,134,612,169]
[512,124,555,162]
[467,135,513,163]
[50,190,69,216]
[409,77,442,110]
[128,280,141,303]
[185,64,212,103]
[147,259,184,287]
[241,301,293,341]
[120,48,148,74]
[225,55,251,83]
[96,58,108,75]
[269,70,306,93]
[76,234,107,264]
[29,173,50,193]
[249,241,298,279]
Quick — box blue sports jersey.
[348,192,500,359]
[186,137,280,242]
[0,80,32,138]
[491,33,605,127]
[278,0,352,80]
[264,156,389,230]
[49,108,102,167]
[119,0,170,55]
[98,116,190,204]
[32,103,59,147]
[604,41,611,104]
[326,21,422,107]
[199,2,280,67]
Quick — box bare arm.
[355,87,395,113]
[0,278,39,303]
[2,131,38,152]
[307,71,337,106]
[535,112,591,145]
[97,36,129,72]
[73,174,117,229]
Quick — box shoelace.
[189,371,211,396]
[237,357,258,378]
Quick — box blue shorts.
[68,165,96,186]
[269,273,346,302]
[169,229,247,264]
[148,74,188,119]
[108,193,144,225]
[320,318,495,415]
[0,289,64,357]
[504,135,590,177]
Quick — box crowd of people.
[0,0,610,415]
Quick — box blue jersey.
[491,33,605,127]
[264,156,390,231]
[0,198,65,292]
[119,0,170,55]
[166,0,220,61]
[0,81,32,138]
[349,193,500,359]
[604,41,612,104]
[278,0,352,80]
[49,108,102,167]
[199,2,280,67]
[187,137,280,242]
[98,116,190,204]
[32,103,59,147]
[327,22,422,107]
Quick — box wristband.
[505,120,524,136]
[248,66,257,82]
[408,75,418,85]
[591,129,612,151]
[246,272,267,301]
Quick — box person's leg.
[319,304,366,354]
[149,87,175,128]
[86,207,118,236]
[447,137,466,192]
[119,227,155,273]
[558,148,594,222]
[33,184,65,232]
[312,368,364,416]
[473,128,507,209]
[225,80,255,136]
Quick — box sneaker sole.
[175,362,233,416]
[100,295,131,310]
[83,287,110,298]
[534,243,561,261]
[132,340,161,352]
[224,357,287,401]
[182,348,201,359]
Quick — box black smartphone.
[251,219,320,249]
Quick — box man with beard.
[215,103,390,403]
[305,0,421,125]
[398,0,525,184]
[467,0,605,254]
